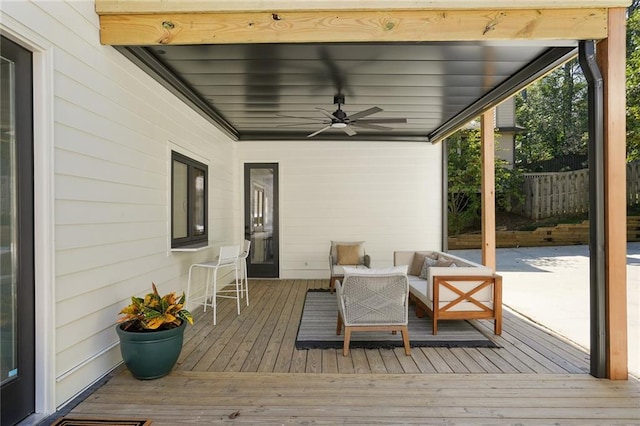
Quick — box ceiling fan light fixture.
[298,94,407,138]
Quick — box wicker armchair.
[335,272,411,356]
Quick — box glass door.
[1,36,35,426]
[244,164,279,277]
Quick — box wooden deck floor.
[64,279,640,424]
[177,279,591,375]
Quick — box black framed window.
[171,151,208,248]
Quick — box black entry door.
[0,36,35,426]
[244,163,279,278]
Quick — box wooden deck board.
[272,279,309,373]
[450,347,486,373]
[351,348,372,374]
[256,279,302,372]
[408,346,437,373]
[336,348,355,374]
[475,315,562,373]
[321,348,339,373]
[224,280,287,372]
[435,347,471,373]
[68,371,640,424]
[209,280,283,371]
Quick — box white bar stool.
[186,244,241,325]
[238,239,251,306]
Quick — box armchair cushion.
[330,240,365,265]
[343,265,408,276]
[337,244,361,265]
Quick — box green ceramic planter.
[116,320,186,380]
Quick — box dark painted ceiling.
[119,41,578,142]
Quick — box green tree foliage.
[515,4,640,163]
[447,130,482,235]
[447,129,523,235]
[627,4,640,160]
[514,59,588,168]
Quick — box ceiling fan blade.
[307,125,332,138]
[342,125,357,136]
[355,118,408,124]
[277,122,330,128]
[351,122,393,131]
[316,108,336,120]
[347,106,382,121]
[276,114,326,122]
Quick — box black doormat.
[51,418,152,426]
[296,289,499,349]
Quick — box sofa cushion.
[407,275,430,306]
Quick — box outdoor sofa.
[393,250,502,335]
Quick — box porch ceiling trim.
[94,0,631,14]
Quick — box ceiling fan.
[279,94,407,138]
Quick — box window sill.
[171,243,211,252]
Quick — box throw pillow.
[337,244,360,265]
[409,253,428,276]
[419,256,438,279]
[436,258,456,267]
[331,240,364,260]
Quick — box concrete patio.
[452,242,640,378]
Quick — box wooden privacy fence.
[628,160,640,207]
[516,161,640,219]
[517,169,589,219]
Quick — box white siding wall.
[496,97,516,128]
[1,1,238,409]
[237,141,443,279]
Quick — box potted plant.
[116,283,193,380]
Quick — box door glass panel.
[0,55,18,385]
[250,168,274,265]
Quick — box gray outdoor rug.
[296,290,499,349]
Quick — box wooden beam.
[596,8,628,380]
[481,110,496,270]
[94,1,632,14]
[98,9,608,45]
